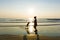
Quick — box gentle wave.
[0,23,60,27]
[0,18,60,23]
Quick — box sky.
[0,0,60,18]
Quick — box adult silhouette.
[34,16,38,34]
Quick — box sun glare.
[29,25,34,33]
[27,18,34,33]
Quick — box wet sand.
[0,34,60,40]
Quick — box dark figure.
[23,35,27,40]
[34,16,38,34]
[25,22,30,34]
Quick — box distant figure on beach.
[25,22,30,34]
[34,16,38,34]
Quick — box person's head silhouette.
[34,16,37,19]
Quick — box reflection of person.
[34,16,37,34]
[25,22,30,34]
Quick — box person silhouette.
[34,16,38,34]
[25,22,30,34]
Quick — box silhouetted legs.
[25,27,30,34]
[34,26,38,34]
[26,29,30,34]
[34,26,40,40]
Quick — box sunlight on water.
[27,18,34,33]
[29,23,34,25]
[29,25,34,33]
[28,18,33,22]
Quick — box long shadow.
[35,30,40,40]
[37,35,40,40]
[23,35,27,40]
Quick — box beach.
[0,0,60,40]
[0,34,60,40]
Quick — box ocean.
[0,18,60,36]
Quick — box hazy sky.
[0,0,60,18]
